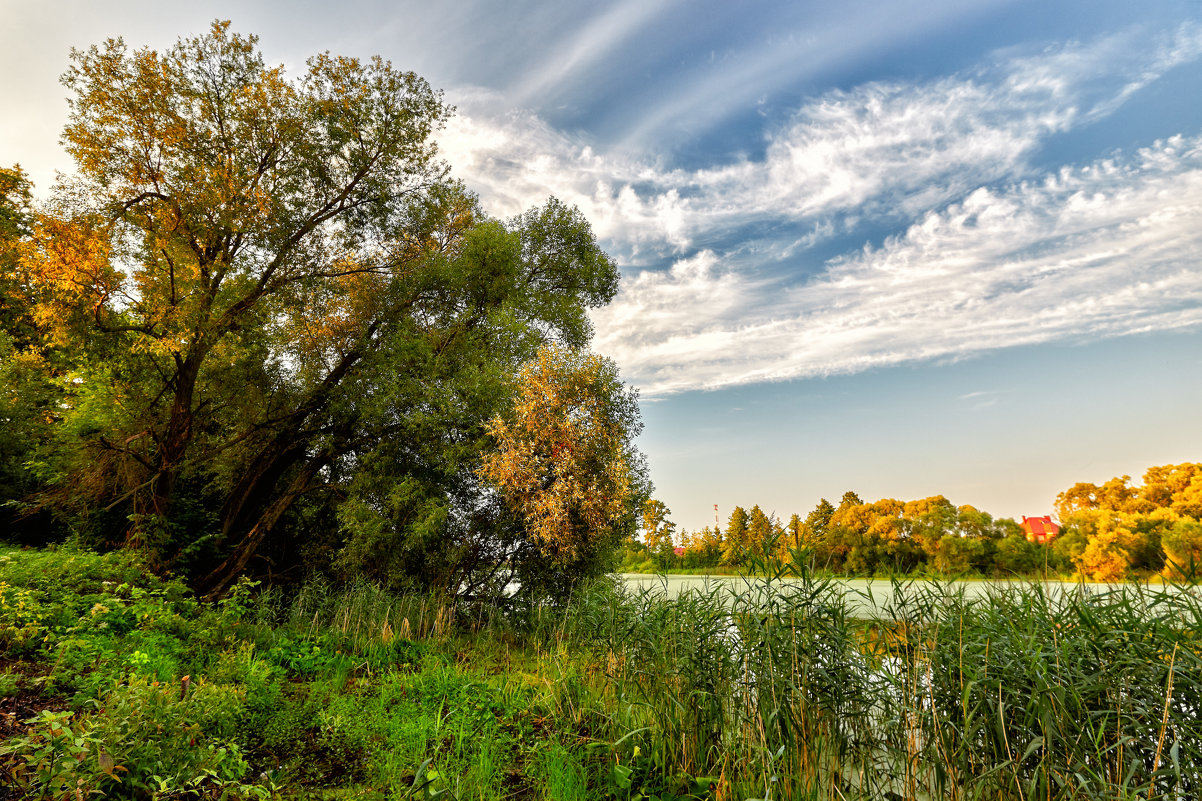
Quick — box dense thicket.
[0,22,646,600]
[1055,463,1202,580]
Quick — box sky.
[4,0,1202,532]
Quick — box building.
[1020,515,1060,545]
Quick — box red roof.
[1021,516,1060,538]
[1021,516,1059,535]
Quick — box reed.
[537,561,1201,800]
[272,564,1199,799]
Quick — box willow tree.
[22,22,621,595]
[0,165,50,531]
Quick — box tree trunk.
[200,454,328,598]
[148,347,207,521]
[219,436,309,545]
[197,329,374,595]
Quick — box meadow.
[2,545,1199,800]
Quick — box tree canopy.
[1,22,641,600]
[479,345,647,598]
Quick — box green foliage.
[1161,518,1202,579]
[0,163,36,352]
[993,532,1046,574]
[933,533,985,574]
[745,504,778,562]
[641,499,678,571]
[0,709,95,798]
[0,579,48,654]
[900,582,1202,800]
[4,21,636,604]
[0,679,261,799]
[719,506,749,566]
[564,567,1202,801]
[1,162,71,538]
[479,345,649,604]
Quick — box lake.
[615,573,1128,617]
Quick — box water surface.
[615,573,1116,617]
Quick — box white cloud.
[434,23,1202,396]
[439,100,694,256]
[441,22,1202,262]
[598,135,1202,395]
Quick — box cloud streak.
[615,0,1017,150]
[443,23,1202,251]
[510,0,682,108]
[434,23,1202,396]
[595,135,1202,394]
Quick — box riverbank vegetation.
[625,463,1202,582]
[3,545,1199,799]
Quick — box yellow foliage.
[831,499,898,534]
[13,214,118,348]
[1074,527,1129,582]
[1141,463,1202,508]
[1162,520,1202,580]
[1057,465,1202,520]
[869,515,904,540]
[903,496,954,520]
[641,499,675,551]
[1057,464,1202,578]
[478,345,641,562]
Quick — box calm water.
[615,573,1119,617]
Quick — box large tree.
[640,499,675,551]
[16,22,624,596]
[720,506,750,566]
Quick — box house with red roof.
[1020,515,1060,544]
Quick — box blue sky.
[4,1,1202,531]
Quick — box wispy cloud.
[440,98,693,257]
[595,135,1202,394]
[616,0,1017,150]
[442,22,1202,258]
[509,0,682,108]
[435,23,1202,396]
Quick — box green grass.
[2,544,1199,800]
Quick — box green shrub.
[0,675,267,798]
[0,709,94,797]
[0,579,47,654]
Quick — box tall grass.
[284,577,459,648]
[535,559,1201,800]
[888,580,1202,801]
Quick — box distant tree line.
[626,462,1202,581]
[1054,463,1202,581]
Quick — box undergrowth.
[1,544,1198,800]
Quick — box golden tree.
[1074,523,1130,582]
[479,345,646,567]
